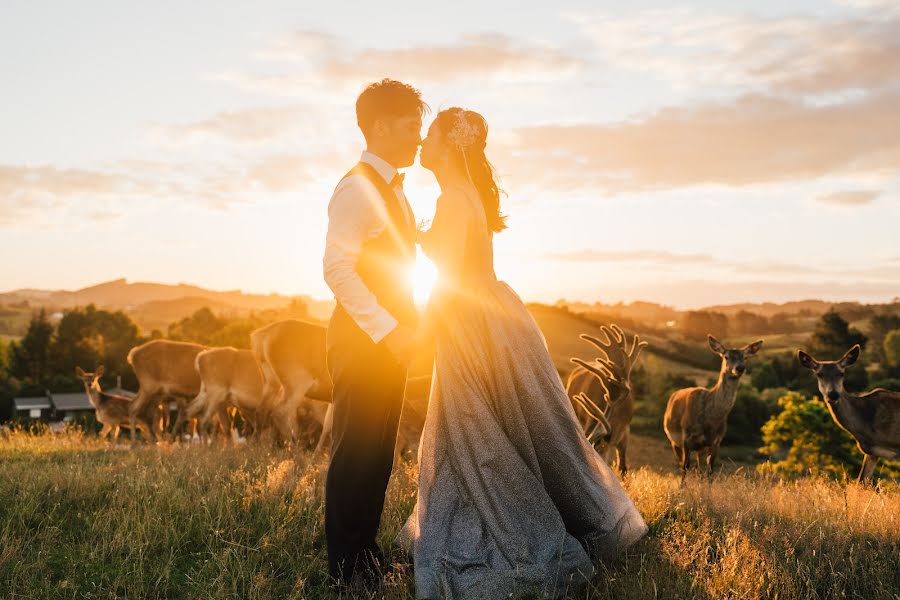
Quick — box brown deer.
[185,347,265,443]
[664,335,763,479]
[128,339,206,442]
[567,324,647,475]
[75,366,153,441]
[798,344,900,483]
[250,319,333,449]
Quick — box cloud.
[572,8,900,96]
[499,91,900,193]
[816,190,880,206]
[221,32,584,95]
[543,248,900,283]
[151,105,328,144]
[585,278,900,308]
[0,151,344,224]
[546,249,716,264]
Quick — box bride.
[398,108,648,599]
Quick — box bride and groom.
[322,79,647,598]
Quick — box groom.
[322,78,429,586]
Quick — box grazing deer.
[75,366,153,441]
[567,324,647,475]
[128,340,206,442]
[798,345,900,483]
[664,335,763,480]
[250,320,333,449]
[185,347,264,443]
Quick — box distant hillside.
[0,279,335,337]
[528,304,715,383]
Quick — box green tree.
[732,310,769,336]
[750,360,782,390]
[884,329,900,368]
[9,309,54,383]
[50,304,142,389]
[167,307,225,346]
[679,310,729,341]
[869,315,900,363]
[757,391,862,478]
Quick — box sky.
[1,0,899,308]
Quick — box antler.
[579,324,648,380]
[572,392,610,445]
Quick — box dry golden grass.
[0,431,897,599]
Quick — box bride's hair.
[435,107,507,233]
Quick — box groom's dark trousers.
[324,162,417,582]
[325,310,406,580]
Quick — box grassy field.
[0,431,897,599]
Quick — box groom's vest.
[331,162,418,344]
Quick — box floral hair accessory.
[446,110,479,150]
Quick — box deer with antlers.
[566,324,648,475]
[664,335,763,479]
[799,344,900,483]
[75,366,153,441]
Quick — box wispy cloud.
[150,105,325,145]
[816,190,880,206]
[544,248,900,283]
[0,152,342,225]
[545,249,716,264]
[499,91,900,193]
[219,32,584,95]
[571,8,900,96]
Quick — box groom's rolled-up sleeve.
[323,178,399,344]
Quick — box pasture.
[0,430,897,599]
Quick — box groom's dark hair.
[356,79,429,140]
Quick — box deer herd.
[75,318,898,484]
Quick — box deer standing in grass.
[250,319,333,450]
[75,366,153,441]
[567,324,647,475]
[185,347,264,443]
[798,344,900,483]
[128,339,207,442]
[664,335,763,480]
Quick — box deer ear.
[75,366,86,377]
[96,365,105,378]
[742,340,764,356]
[838,345,860,368]
[798,350,818,370]
[708,335,725,354]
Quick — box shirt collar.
[360,151,398,184]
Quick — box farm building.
[13,394,53,420]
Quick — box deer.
[127,339,206,442]
[567,324,647,475]
[798,344,900,483]
[75,366,153,441]
[664,335,763,480]
[250,319,333,450]
[185,347,265,443]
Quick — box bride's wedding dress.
[399,186,647,599]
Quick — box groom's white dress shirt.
[323,151,414,344]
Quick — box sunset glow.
[1,2,898,307]
[412,249,438,307]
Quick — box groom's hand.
[383,325,415,367]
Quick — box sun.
[411,248,438,306]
